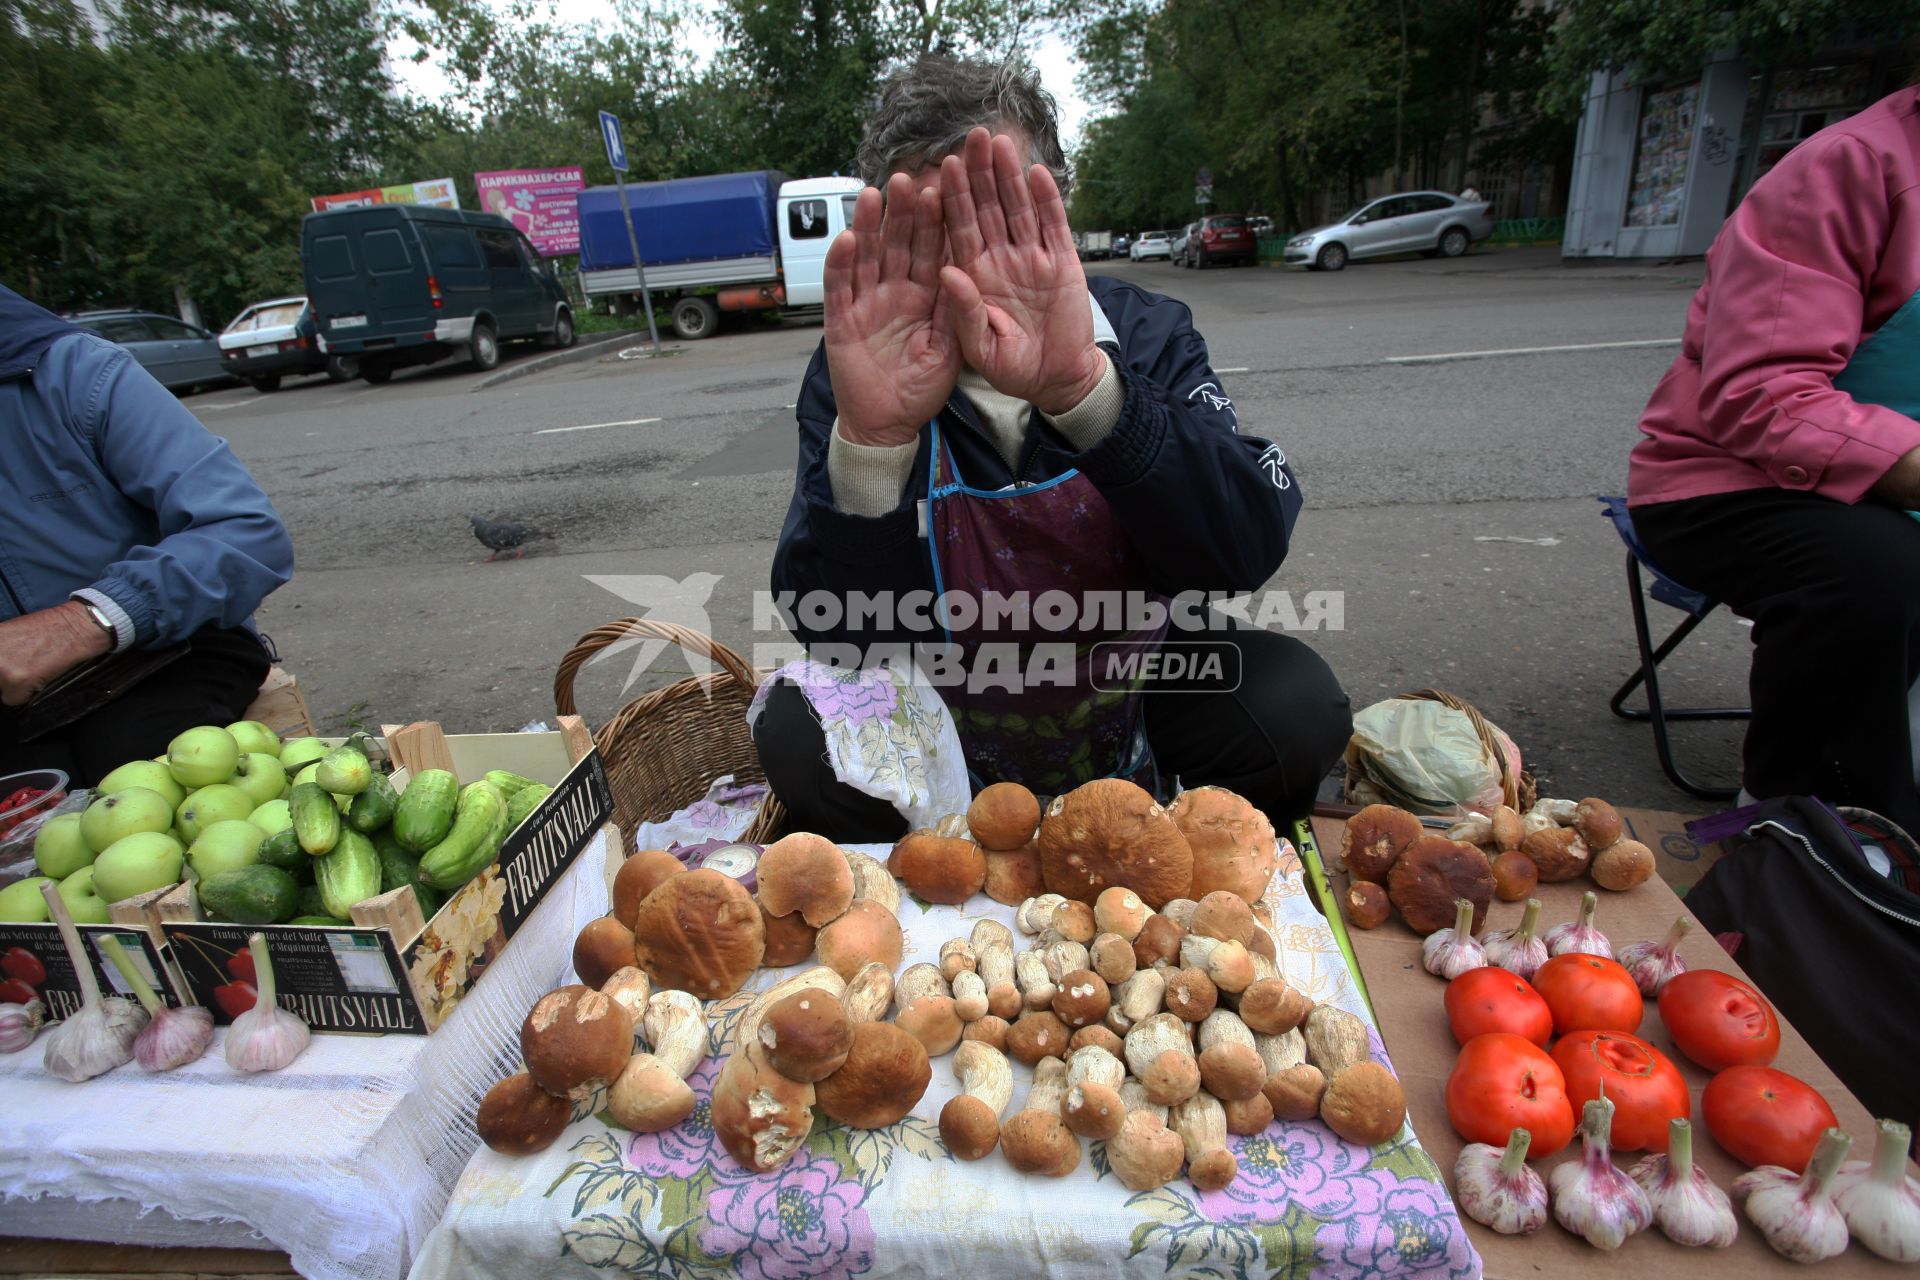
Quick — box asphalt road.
[189,245,1751,814]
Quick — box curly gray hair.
[855,56,1070,198]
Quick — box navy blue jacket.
[771,275,1301,648]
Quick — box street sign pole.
[600,111,661,355]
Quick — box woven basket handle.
[555,619,760,718]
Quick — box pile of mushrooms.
[1340,796,1655,936]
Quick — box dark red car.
[1182,214,1257,268]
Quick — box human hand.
[0,602,111,706]
[938,129,1106,416]
[822,173,961,450]
[1868,444,1920,508]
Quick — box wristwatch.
[79,601,117,642]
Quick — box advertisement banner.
[311,177,460,212]
[474,166,586,256]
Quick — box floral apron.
[923,413,1169,795]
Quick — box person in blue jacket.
[0,283,295,783]
[756,57,1350,840]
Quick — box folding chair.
[1597,496,1750,801]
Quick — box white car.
[1283,191,1495,271]
[1130,233,1172,261]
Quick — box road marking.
[534,416,662,435]
[1216,367,1250,374]
[1384,337,1680,364]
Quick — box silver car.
[1283,192,1495,271]
[68,310,232,392]
[1170,223,1197,263]
[1130,232,1173,261]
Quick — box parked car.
[1110,234,1132,258]
[1170,223,1197,264]
[1130,232,1173,261]
[303,204,574,384]
[218,296,349,391]
[1283,191,1495,271]
[65,310,233,393]
[1248,215,1274,237]
[1182,214,1257,268]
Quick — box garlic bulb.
[1735,1127,1852,1263]
[1629,1118,1737,1247]
[37,881,144,1082]
[1543,890,1612,959]
[101,936,212,1072]
[225,933,310,1073]
[0,999,45,1052]
[1455,1127,1547,1235]
[1421,898,1486,980]
[1483,899,1548,980]
[1834,1119,1920,1262]
[1617,914,1694,997]
[1549,1095,1653,1250]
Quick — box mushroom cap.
[1050,899,1097,944]
[894,995,964,1057]
[1164,968,1218,1023]
[757,833,855,927]
[1342,805,1423,883]
[1132,914,1188,968]
[1237,977,1311,1035]
[814,898,904,981]
[888,830,987,906]
[572,915,636,990]
[1172,787,1278,904]
[521,985,635,1099]
[758,904,819,966]
[1263,1063,1327,1121]
[711,1043,816,1171]
[982,845,1046,906]
[968,782,1042,851]
[612,849,687,929]
[606,1052,697,1133]
[1573,798,1624,851]
[1050,969,1111,1029]
[1519,827,1590,884]
[1090,934,1137,985]
[1590,838,1654,891]
[1107,1111,1186,1191]
[1000,1109,1082,1176]
[814,1021,931,1129]
[1343,880,1391,929]
[1036,779,1194,908]
[1222,1091,1275,1136]
[1188,1148,1238,1192]
[962,1014,1011,1051]
[1386,837,1495,935]
[1093,886,1153,941]
[1247,925,1277,962]
[1062,1082,1126,1139]
[476,1071,572,1155]
[630,869,768,998]
[1188,891,1256,946]
[1198,1042,1267,1102]
[1142,1049,1202,1106]
[1319,1061,1407,1147]
[758,988,853,1082]
[1005,1009,1072,1065]
[600,966,652,1024]
[1491,850,1539,900]
[939,1094,1003,1159]
[843,848,900,914]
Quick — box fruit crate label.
[0,923,178,1022]
[494,750,612,937]
[165,923,423,1033]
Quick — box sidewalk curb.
[470,332,629,391]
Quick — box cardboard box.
[154,719,615,1035]
[1304,814,1911,1277]
[0,921,176,1021]
[240,665,317,741]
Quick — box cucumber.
[200,865,300,925]
[315,746,372,796]
[483,769,542,797]
[256,827,311,880]
[291,781,341,855]
[393,769,458,853]
[418,780,508,891]
[314,828,382,920]
[505,783,552,831]
[297,884,328,917]
[414,882,444,920]
[288,914,350,926]
[347,771,399,833]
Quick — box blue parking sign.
[599,111,628,173]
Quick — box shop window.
[1624,82,1699,228]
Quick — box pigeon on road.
[470,513,552,561]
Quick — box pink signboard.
[474,167,586,256]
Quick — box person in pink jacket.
[1629,85,1920,834]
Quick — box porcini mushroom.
[612,849,686,929]
[975,939,1020,1019]
[1109,968,1168,1035]
[521,985,634,1100]
[573,916,637,990]
[477,1071,572,1155]
[1050,899,1098,944]
[1172,787,1279,904]
[1094,886,1154,941]
[939,1040,1014,1159]
[1320,1061,1407,1147]
[758,832,855,926]
[843,849,900,914]
[1062,1043,1127,1140]
[1302,1005,1371,1077]
[983,844,1046,905]
[1109,1110,1188,1190]
[840,961,895,1024]
[889,823,987,905]
[1573,798,1624,852]
[1189,891,1256,946]
[1342,805,1423,883]
[1052,968,1111,1029]
[961,1015,1010,1051]
[1591,839,1655,892]
[725,964,845,1056]
[1255,1027,1308,1079]
[1172,1092,1239,1190]
[1006,1009,1072,1065]
[1070,1024,1125,1058]
[951,971,989,1021]
[1126,1012,1202,1107]
[1264,1063,1327,1121]
[600,967,652,1031]
[1236,977,1312,1035]
[1000,1057,1081,1176]
[629,869,767,998]
[1015,951,1056,1010]
[1090,932,1137,985]
[968,782,1041,851]
[896,996,963,1057]
[758,987,852,1082]
[1164,967,1219,1023]
[607,989,708,1132]
[1180,935,1254,994]
[758,906,818,967]
[1016,893,1069,935]
[1035,779,1195,908]
[937,938,976,983]
[814,1020,931,1129]
[1223,1092,1275,1136]
[1196,1009,1267,1102]
[711,1042,815,1171]
[814,898,903,981]
[1386,836,1495,935]
[1132,913,1188,969]
[1522,827,1592,884]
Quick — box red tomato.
[1658,970,1780,1071]
[1446,1032,1575,1158]
[1703,1065,1838,1170]
[1531,952,1643,1035]
[1550,1029,1690,1152]
[1444,968,1553,1047]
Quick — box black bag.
[1685,796,1920,1135]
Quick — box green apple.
[96,758,187,810]
[175,784,254,843]
[249,798,292,834]
[293,762,321,788]
[91,832,185,904]
[80,787,176,854]
[189,820,265,878]
[230,752,288,807]
[167,725,240,789]
[56,866,111,925]
[0,876,54,923]
[279,737,330,772]
[226,719,281,758]
[33,812,94,879]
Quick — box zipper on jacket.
[1751,818,1920,929]
[943,395,1034,489]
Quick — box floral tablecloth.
[408,840,1481,1280]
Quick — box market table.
[0,830,613,1280]
[1304,815,1913,1278]
[409,835,1482,1280]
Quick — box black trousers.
[1635,488,1920,836]
[0,627,272,787]
[752,620,1353,843]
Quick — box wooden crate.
[240,666,316,740]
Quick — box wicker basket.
[554,619,787,848]
[1345,687,1538,813]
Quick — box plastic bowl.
[0,769,72,844]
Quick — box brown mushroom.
[521,985,634,1100]
[629,869,767,998]
[1094,886,1154,941]
[477,1071,571,1155]
[939,1041,1013,1159]
[1108,968,1167,1035]
[814,898,903,981]
[839,960,895,1023]
[1490,804,1525,852]
[573,915,636,990]
[1196,1010,1267,1102]
[1132,913,1188,968]
[1005,1009,1072,1065]
[1172,786,1279,904]
[967,782,1041,851]
[1090,932,1137,985]
[1573,798,1624,852]
[607,990,708,1133]
[1491,850,1539,900]
[1236,978,1312,1036]
[1302,1005,1371,1077]
[1263,1063,1327,1121]
[1049,899,1098,943]
[1385,836,1495,935]
[1188,890,1256,946]
[1320,1061,1407,1147]
[1342,805,1423,883]
[1069,1023,1125,1058]
[1344,881,1391,929]
[889,826,987,905]
[1164,967,1218,1023]
[961,1014,1010,1051]
[999,1058,1081,1176]
[711,1043,815,1171]
[1590,838,1655,891]
[1247,924,1277,963]
[982,844,1046,906]
[612,849,686,929]
[1061,1044,1127,1140]
[1107,1110,1186,1190]
[937,938,977,983]
[1222,1092,1274,1136]
[1171,1093,1238,1190]
[758,988,853,1082]
[757,833,855,926]
[1035,778,1194,908]
[758,905,819,967]
[600,967,652,1028]
[896,996,964,1057]
[814,1021,931,1129]
[842,848,901,914]
[1125,1013,1202,1107]
[1050,968,1112,1029]
[1521,826,1591,884]
[950,971,989,1021]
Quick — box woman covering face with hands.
[757,56,1351,842]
